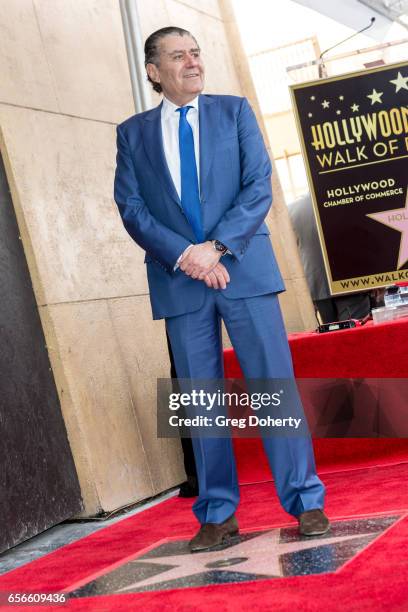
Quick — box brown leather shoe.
[298,509,330,536]
[189,514,239,552]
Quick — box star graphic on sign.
[322,100,330,109]
[339,95,344,101]
[390,72,408,93]
[310,95,316,101]
[351,103,359,112]
[367,89,383,105]
[117,529,367,592]
[308,112,313,118]
[336,110,341,115]
[367,193,408,269]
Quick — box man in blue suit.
[114,26,329,552]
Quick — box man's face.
[147,34,205,106]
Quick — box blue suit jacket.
[114,94,285,320]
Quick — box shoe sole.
[300,525,330,536]
[189,529,239,553]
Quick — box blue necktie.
[177,106,204,243]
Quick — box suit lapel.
[142,102,181,207]
[199,95,219,194]
[141,96,220,207]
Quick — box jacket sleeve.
[114,124,191,271]
[208,97,272,261]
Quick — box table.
[225,318,408,379]
[224,318,408,479]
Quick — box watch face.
[214,241,226,253]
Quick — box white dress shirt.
[161,95,200,199]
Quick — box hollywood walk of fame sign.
[290,61,408,294]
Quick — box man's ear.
[146,63,160,85]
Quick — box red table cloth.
[223,318,408,479]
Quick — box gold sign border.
[331,270,408,293]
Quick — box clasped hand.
[179,241,230,290]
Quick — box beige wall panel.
[38,305,100,515]
[266,216,291,281]
[0,105,148,306]
[202,24,242,96]
[136,0,171,42]
[264,112,302,159]
[218,0,260,113]
[278,277,316,333]
[172,0,222,19]
[277,281,304,333]
[0,0,59,111]
[272,202,309,282]
[136,0,171,110]
[32,0,134,123]
[292,276,316,332]
[45,299,159,513]
[138,0,222,39]
[108,295,185,490]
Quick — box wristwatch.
[212,240,228,256]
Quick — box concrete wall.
[0,0,314,515]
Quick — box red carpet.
[2,320,407,610]
[1,461,407,611]
[235,438,408,484]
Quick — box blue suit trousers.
[166,290,325,525]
